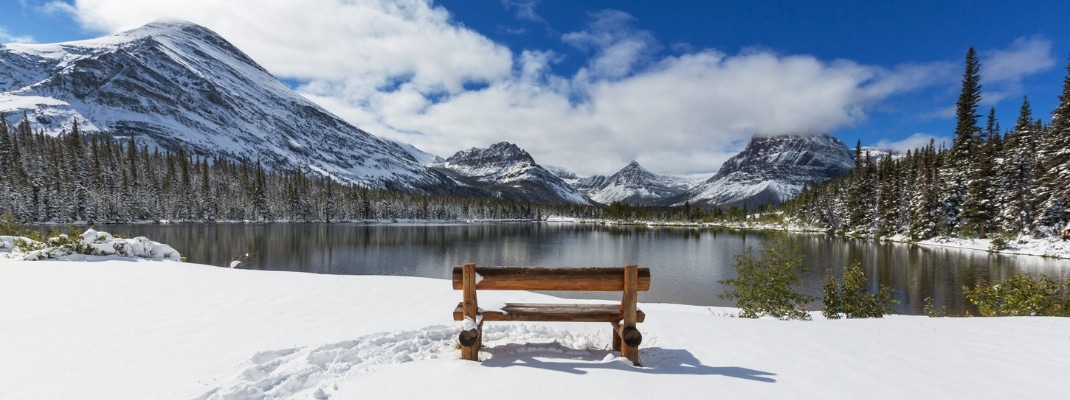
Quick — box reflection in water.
[91,223,1069,315]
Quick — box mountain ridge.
[431,142,592,205]
[0,20,450,192]
[673,134,855,208]
[575,161,700,205]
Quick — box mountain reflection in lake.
[93,223,1069,315]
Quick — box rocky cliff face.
[0,20,449,191]
[432,142,592,205]
[675,134,855,208]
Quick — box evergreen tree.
[909,141,939,239]
[875,154,900,237]
[845,141,870,231]
[960,108,997,237]
[938,47,983,234]
[997,97,1038,234]
[984,106,1002,155]
[0,112,10,175]
[951,47,983,163]
[1033,56,1070,233]
[959,139,993,237]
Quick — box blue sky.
[2,0,1068,175]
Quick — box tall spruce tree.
[1033,56,1070,233]
[938,47,983,234]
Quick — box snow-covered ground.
[2,249,1068,399]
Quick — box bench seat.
[453,302,646,323]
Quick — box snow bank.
[0,228,181,261]
[2,259,1068,400]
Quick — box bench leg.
[613,321,643,366]
[459,316,483,361]
[611,322,622,351]
[618,264,642,366]
[459,263,481,361]
[459,320,483,361]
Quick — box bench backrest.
[451,266,651,291]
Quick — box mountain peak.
[0,19,448,192]
[581,161,697,206]
[435,142,591,204]
[677,133,854,207]
[715,134,853,179]
[445,142,535,168]
[121,19,210,36]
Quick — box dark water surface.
[93,222,1070,315]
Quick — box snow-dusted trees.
[790,52,1070,240]
[996,97,1038,233]
[0,114,591,224]
[1032,57,1070,234]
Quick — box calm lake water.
[91,222,1070,315]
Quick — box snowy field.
[2,251,1068,400]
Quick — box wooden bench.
[451,263,651,366]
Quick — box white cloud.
[981,36,1056,104]
[0,25,34,44]
[502,0,544,24]
[983,36,1055,83]
[39,1,77,17]
[60,1,947,176]
[562,10,660,80]
[63,0,513,95]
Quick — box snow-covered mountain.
[675,134,855,208]
[432,142,592,205]
[0,20,450,191]
[577,161,701,205]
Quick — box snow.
[2,254,1068,399]
[1,229,181,261]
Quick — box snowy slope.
[1,258,1067,400]
[677,134,854,208]
[581,161,704,205]
[0,20,449,191]
[432,142,592,205]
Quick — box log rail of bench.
[450,266,651,291]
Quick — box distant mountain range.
[0,21,854,209]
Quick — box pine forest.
[785,49,1070,241]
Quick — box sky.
[1,0,1068,176]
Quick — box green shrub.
[988,234,1012,251]
[822,262,897,319]
[923,296,949,317]
[718,235,814,320]
[963,273,1070,317]
[0,211,19,236]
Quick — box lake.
[92,222,1070,315]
